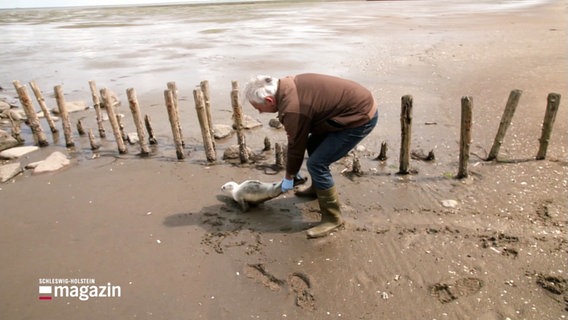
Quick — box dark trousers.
[306,111,378,190]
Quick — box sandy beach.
[1,1,567,319]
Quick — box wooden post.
[88,129,100,150]
[536,93,561,160]
[29,80,58,134]
[76,119,86,135]
[116,115,127,142]
[200,80,215,150]
[275,142,284,169]
[88,80,106,138]
[126,88,150,156]
[193,87,216,162]
[486,89,522,161]
[352,153,362,175]
[164,89,185,160]
[230,81,249,163]
[53,85,75,147]
[167,82,184,147]
[144,114,158,145]
[457,96,473,179]
[13,82,49,147]
[100,88,127,154]
[398,95,413,174]
[376,141,388,161]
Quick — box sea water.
[0,0,551,97]
[0,0,554,159]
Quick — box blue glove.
[281,177,294,192]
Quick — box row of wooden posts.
[343,90,560,179]
[11,79,270,166]
[9,79,562,180]
[10,79,234,161]
[395,90,561,179]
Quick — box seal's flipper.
[238,200,250,212]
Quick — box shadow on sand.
[163,194,316,235]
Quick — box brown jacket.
[276,73,377,176]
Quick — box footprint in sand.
[288,273,315,310]
[243,265,316,310]
[479,232,520,258]
[244,264,285,291]
[430,277,484,303]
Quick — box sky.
[0,0,234,9]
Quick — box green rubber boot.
[307,186,344,238]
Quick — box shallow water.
[0,0,551,96]
[0,0,558,163]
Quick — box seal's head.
[221,181,238,194]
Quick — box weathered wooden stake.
[352,153,362,175]
[457,96,473,179]
[116,115,127,142]
[29,80,58,134]
[275,143,284,169]
[263,136,271,151]
[167,82,184,147]
[53,85,75,147]
[88,128,100,150]
[101,88,127,154]
[193,88,216,162]
[77,119,86,135]
[144,114,158,145]
[164,89,185,160]
[486,89,523,161]
[13,81,49,147]
[193,87,216,162]
[536,93,561,160]
[88,80,106,138]
[398,95,413,174]
[230,81,249,163]
[126,88,150,156]
[376,141,388,161]
[200,80,215,150]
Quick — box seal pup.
[221,180,283,212]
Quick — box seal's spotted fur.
[221,180,282,212]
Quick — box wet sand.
[1,1,567,319]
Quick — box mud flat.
[0,1,566,319]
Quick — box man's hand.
[281,177,294,192]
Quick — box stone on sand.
[127,132,139,144]
[212,124,233,139]
[441,199,459,208]
[0,146,39,159]
[0,130,20,152]
[0,100,10,112]
[29,151,70,173]
[233,114,262,130]
[1,108,27,121]
[243,115,262,129]
[268,118,283,129]
[0,162,22,183]
[51,100,88,114]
